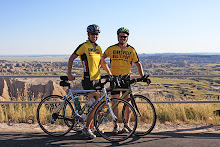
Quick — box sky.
[0,0,220,55]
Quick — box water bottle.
[74,96,81,111]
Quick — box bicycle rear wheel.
[94,98,137,142]
[36,95,75,136]
[129,94,157,136]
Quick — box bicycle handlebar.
[128,75,150,85]
[95,74,151,91]
[59,75,150,91]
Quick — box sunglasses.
[119,35,128,39]
[90,33,99,35]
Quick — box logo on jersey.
[112,50,131,60]
[88,48,100,55]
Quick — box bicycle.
[110,74,157,136]
[36,75,138,142]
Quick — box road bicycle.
[111,74,157,136]
[36,75,138,142]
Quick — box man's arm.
[67,53,78,80]
[101,53,112,75]
[135,62,144,77]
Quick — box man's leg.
[109,92,121,134]
[111,94,120,126]
[124,95,131,129]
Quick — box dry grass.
[0,103,38,123]
[0,95,219,125]
[154,103,220,125]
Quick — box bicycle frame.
[37,75,141,141]
[61,87,117,123]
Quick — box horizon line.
[0,52,220,57]
[1,52,220,57]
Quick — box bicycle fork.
[129,90,142,117]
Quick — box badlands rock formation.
[0,78,69,101]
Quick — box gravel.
[0,123,219,132]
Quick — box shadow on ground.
[0,125,219,147]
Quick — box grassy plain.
[144,77,220,100]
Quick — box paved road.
[0,128,219,147]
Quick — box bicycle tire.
[123,94,156,136]
[94,98,137,142]
[36,95,75,136]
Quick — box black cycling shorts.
[82,78,99,90]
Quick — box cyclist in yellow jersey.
[101,27,145,133]
[67,24,102,139]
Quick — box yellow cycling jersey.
[74,40,102,80]
[104,44,139,76]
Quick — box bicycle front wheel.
[36,95,75,136]
[130,94,157,136]
[94,98,137,142]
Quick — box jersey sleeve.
[104,47,111,57]
[131,49,139,63]
[74,44,85,56]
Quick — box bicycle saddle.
[60,76,70,87]
[60,76,68,81]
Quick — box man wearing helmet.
[67,24,102,139]
[101,27,145,133]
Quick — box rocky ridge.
[0,78,68,101]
